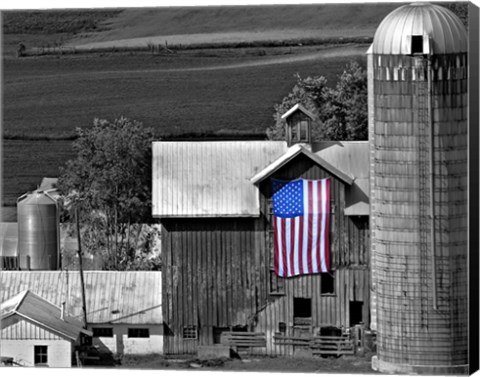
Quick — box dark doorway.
[349,301,363,326]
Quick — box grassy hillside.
[3,44,367,205]
[70,4,400,46]
[2,3,401,205]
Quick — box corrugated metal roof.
[312,141,370,180]
[0,222,18,257]
[372,3,467,55]
[313,142,370,214]
[153,141,369,217]
[1,290,87,341]
[0,271,162,325]
[152,141,287,217]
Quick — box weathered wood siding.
[161,218,263,354]
[161,154,370,355]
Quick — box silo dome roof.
[372,2,467,55]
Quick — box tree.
[268,61,368,142]
[57,117,160,270]
[443,2,468,28]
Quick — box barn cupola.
[281,104,314,148]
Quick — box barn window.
[34,345,48,365]
[298,121,309,142]
[293,297,312,325]
[278,322,287,333]
[411,35,423,54]
[269,269,285,295]
[321,272,335,295]
[92,327,113,337]
[128,328,150,338]
[182,326,198,339]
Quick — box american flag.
[271,178,331,277]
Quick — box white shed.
[0,290,90,367]
[0,271,163,356]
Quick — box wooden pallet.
[273,334,311,347]
[220,332,267,348]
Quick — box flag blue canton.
[272,179,304,218]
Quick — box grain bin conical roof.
[372,2,467,55]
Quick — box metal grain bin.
[368,3,468,374]
[17,191,59,270]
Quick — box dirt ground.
[120,352,379,374]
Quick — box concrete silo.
[368,3,468,374]
[17,190,60,270]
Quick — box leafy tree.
[268,61,368,142]
[58,117,160,270]
[442,2,468,28]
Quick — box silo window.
[411,35,423,54]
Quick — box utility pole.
[75,205,88,329]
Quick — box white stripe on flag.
[285,218,291,277]
[276,216,284,276]
[320,179,328,272]
[293,216,300,275]
[311,181,319,272]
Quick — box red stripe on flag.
[273,216,279,276]
[281,218,288,277]
[298,212,304,275]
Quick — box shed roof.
[152,141,287,217]
[0,271,162,325]
[1,290,89,341]
[372,3,467,55]
[312,141,369,180]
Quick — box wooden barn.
[153,106,371,355]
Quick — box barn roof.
[313,141,370,216]
[250,143,354,185]
[152,141,286,217]
[1,290,89,341]
[0,271,162,325]
[152,140,370,218]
